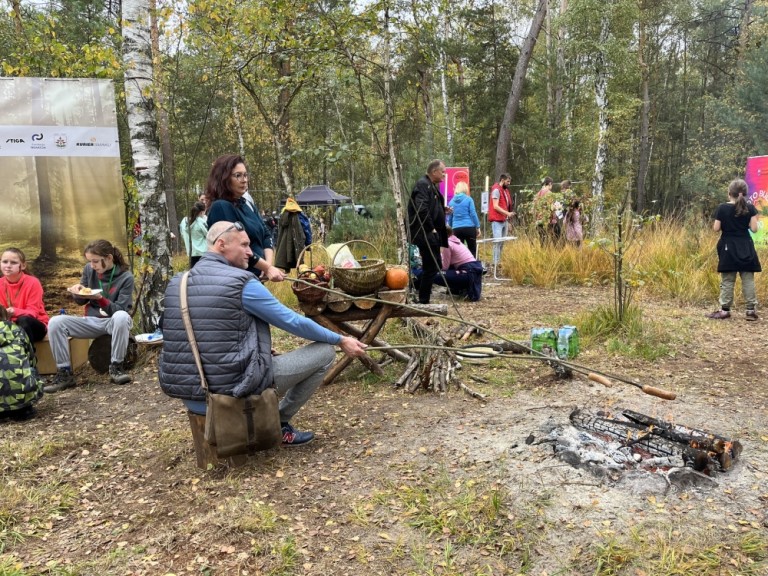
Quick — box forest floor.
[2,272,768,575]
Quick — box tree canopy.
[2,0,766,221]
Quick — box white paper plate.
[135,332,163,344]
[78,289,102,296]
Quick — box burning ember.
[537,408,742,480]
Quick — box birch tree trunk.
[238,69,299,198]
[232,82,246,156]
[556,0,569,137]
[440,5,453,164]
[384,6,408,264]
[122,0,171,331]
[590,13,609,235]
[10,0,22,34]
[738,0,753,64]
[149,0,178,253]
[636,19,651,214]
[494,0,548,179]
[419,68,434,160]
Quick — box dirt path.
[3,281,767,575]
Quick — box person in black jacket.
[408,160,449,304]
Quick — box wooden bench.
[187,412,247,469]
[35,335,90,375]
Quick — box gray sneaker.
[109,362,132,385]
[746,310,758,321]
[44,369,76,393]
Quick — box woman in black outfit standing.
[708,178,761,320]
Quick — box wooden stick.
[394,355,420,388]
[457,379,487,401]
[460,325,476,341]
[333,320,411,362]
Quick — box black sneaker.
[746,310,758,321]
[44,369,76,393]
[281,423,315,446]
[109,362,132,385]
[706,309,731,319]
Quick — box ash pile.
[533,407,742,488]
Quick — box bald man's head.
[206,221,252,269]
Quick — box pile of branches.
[394,319,489,400]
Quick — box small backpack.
[0,321,43,415]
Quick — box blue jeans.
[491,221,508,265]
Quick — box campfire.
[539,408,742,480]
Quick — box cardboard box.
[36,336,90,375]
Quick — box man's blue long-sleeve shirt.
[242,279,341,345]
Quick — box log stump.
[187,412,247,470]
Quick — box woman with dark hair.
[179,201,208,268]
[708,179,761,320]
[205,154,284,281]
[564,199,587,247]
[45,240,135,392]
[536,176,553,198]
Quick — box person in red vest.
[488,173,515,266]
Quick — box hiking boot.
[109,362,132,385]
[707,310,731,319]
[746,310,759,321]
[281,423,314,446]
[44,369,76,393]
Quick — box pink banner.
[746,156,768,245]
[439,167,469,205]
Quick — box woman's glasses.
[212,221,245,243]
[231,172,249,181]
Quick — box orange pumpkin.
[384,267,409,290]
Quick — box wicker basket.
[297,243,331,271]
[330,240,386,296]
[292,273,329,304]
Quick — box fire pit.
[535,408,742,482]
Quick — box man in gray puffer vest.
[159,220,367,446]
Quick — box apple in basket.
[313,265,331,282]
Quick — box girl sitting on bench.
[0,247,48,344]
[44,240,135,393]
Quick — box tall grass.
[473,219,768,307]
[627,219,720,305]
[477,232,613,287]
[183,216,766,309]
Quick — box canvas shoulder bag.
[180,272,282,456]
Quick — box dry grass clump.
[476,219,768,307]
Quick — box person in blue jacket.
[448,181,481,257]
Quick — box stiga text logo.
[5,138,25,143]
